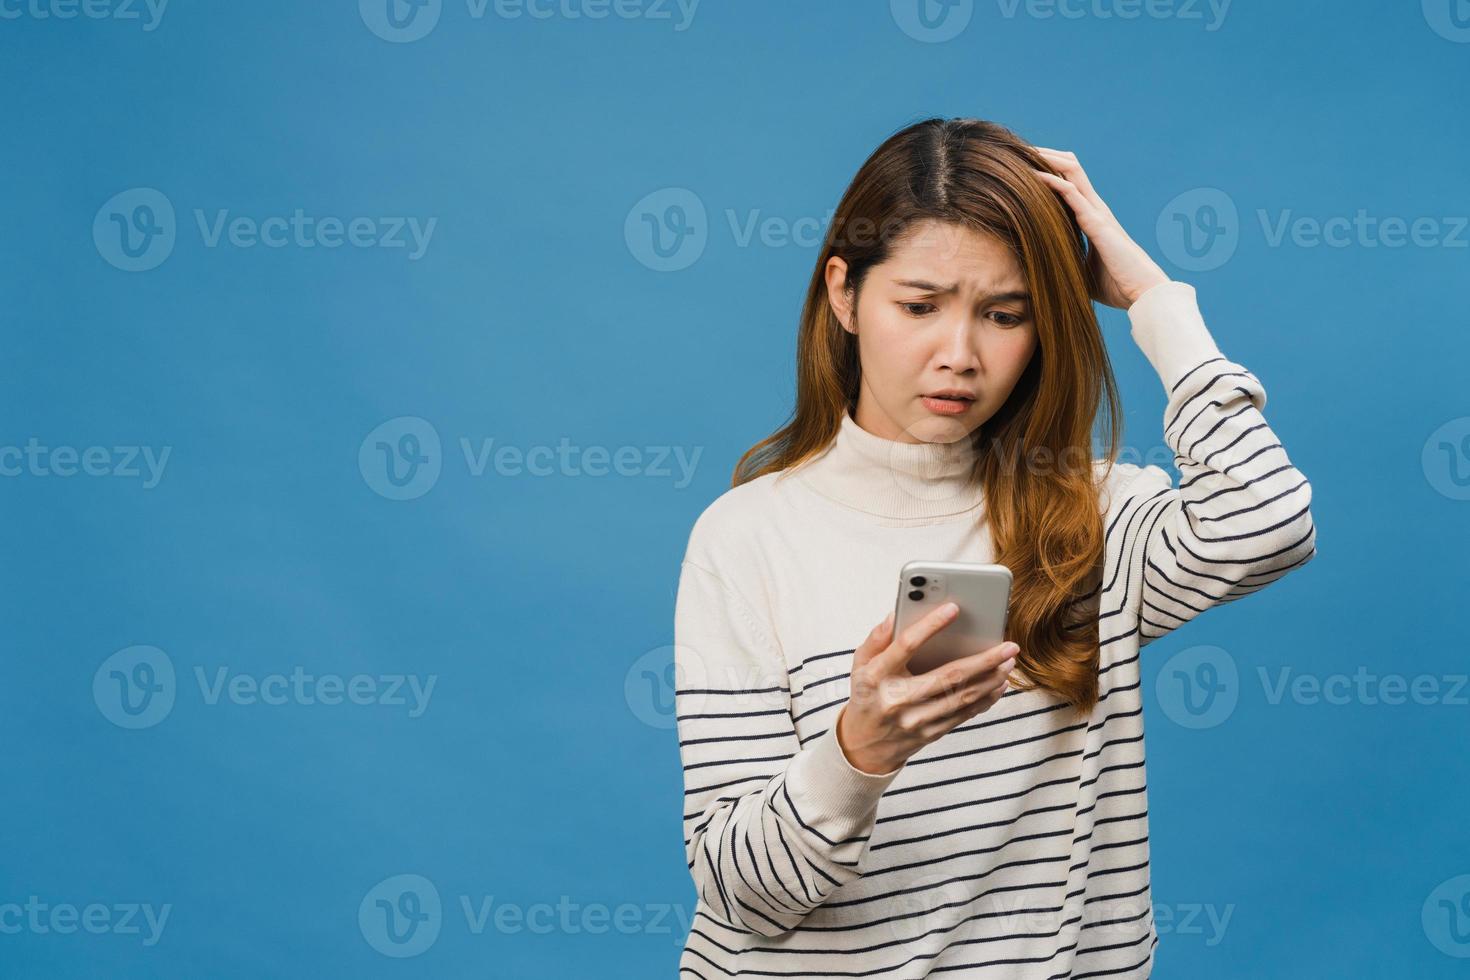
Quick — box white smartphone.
[892,561,1012,675]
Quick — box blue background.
[3,1,1468,976]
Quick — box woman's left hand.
[1031,148,1171,310]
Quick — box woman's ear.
[824,256,856,334]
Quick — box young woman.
[673,117,1315,978]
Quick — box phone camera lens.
[909,576,926,587]
[907,589,924,601]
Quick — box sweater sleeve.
[674,554,902,939]
[1103,280,1318,647]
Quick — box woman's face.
[826,219,1039,445]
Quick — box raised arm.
[1105,280,1317,646]
[1030,148,1316,646]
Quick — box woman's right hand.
[835,602,1019,775]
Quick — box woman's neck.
[790,410,983,522]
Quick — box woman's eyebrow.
[893,278,1030,303]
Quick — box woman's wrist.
[836,705,900,775]
[1123,271,1173,309]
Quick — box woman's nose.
[938,318,982,372]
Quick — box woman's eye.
[900,302,936,317]
[990,312,1025,327]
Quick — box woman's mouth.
[921,393,974,415]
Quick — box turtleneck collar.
[791,410,984,522]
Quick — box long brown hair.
[733,117,1123,716]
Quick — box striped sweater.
[672,280,1317,978]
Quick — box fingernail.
[1000,658,1016,673]
[1002,642,1019,656]
[944,602,959,615]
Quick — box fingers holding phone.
[837,600,1020,776]
[899,636,1018,738]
